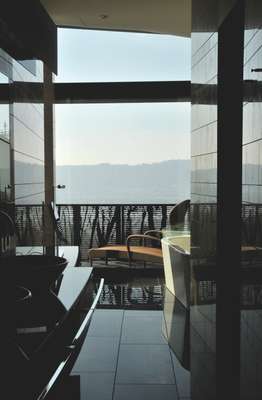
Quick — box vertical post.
[121,205,125,244]
[73,204,81,245]
[147,205,155,231]
[217,1,244,397]
[43,64,56,252]
[9,58,15,225]
[115,205,121,244]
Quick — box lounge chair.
[88,199,190,266]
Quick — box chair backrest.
[169,199,190,228]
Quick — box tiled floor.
[71,308,190,400]
[57,267,191,399]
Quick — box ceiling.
[40,0,191,37]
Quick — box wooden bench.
[88,234,163,266]
[88,200,190,267]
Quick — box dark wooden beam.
[3,80,259,105]
[54,81,191,103]
[0,81,191,104]
[0,83,10,104]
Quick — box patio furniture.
[88,235,163,266]
[88,199,190,267]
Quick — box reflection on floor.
[67,267,190,400]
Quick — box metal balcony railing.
[14,203,175,261]
[13,202,262,262]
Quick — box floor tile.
[124,310,163,317]
[88,309,123,337]
[114,384,179,400]
[71,372,115,400]
[171,350,191,398]
[116,344,175,384]
[121,313,166,344]
[72,337,119,373]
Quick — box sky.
[55,28,191,166]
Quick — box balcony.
[14,202,262,261]
[14,203,176,262]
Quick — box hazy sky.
[55,28,191,165]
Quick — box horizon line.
[56,159,191,167]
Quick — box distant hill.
[56,160,190,204]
